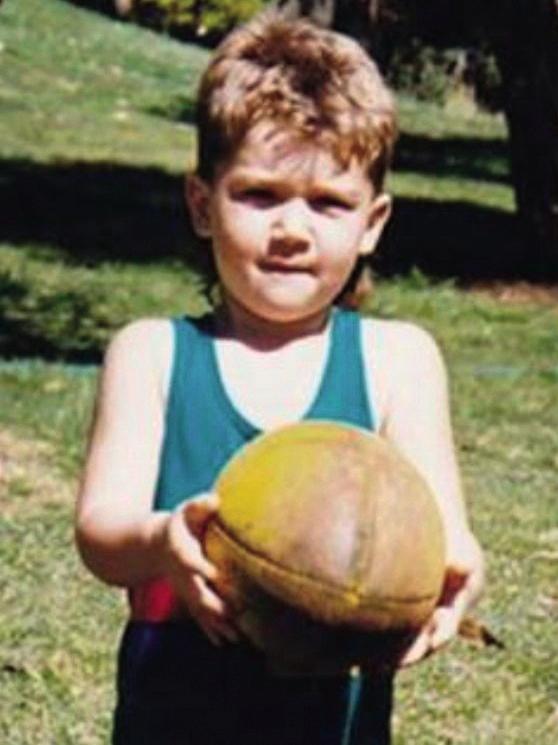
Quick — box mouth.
[259,260,314,274]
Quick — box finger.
[175,578,227,646]
[169,511,218,581]
[195,615,222,647]
[444,533,485,606]
[438,567,468,606]
[191,576,239,642]
[188,573,229,617]
[203,616,240,644]
[400,639,429,667]
[399,627,432,667]
[219,624,240,643]
[183,574,237,628]
[428,607,461,650]
[184,493,220,538]
[185,582,239,644]
[433,571,471,645]
[197,616,239,646]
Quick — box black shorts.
[113,621,394,745]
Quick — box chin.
[251,297,335,327]
[223,279,343,328]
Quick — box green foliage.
[2,283,558,744]
[0,0,512,361]
[0,0,207,168]
[0,246,206,360]
[387,41,501,108]
[1,3,558,743]
[472,50,504,112]
[388,41,454,104]
[135,0,265,35]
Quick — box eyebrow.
[228,170,363,203]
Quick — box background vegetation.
[1,1,557,744]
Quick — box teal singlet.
[154,308,376,511]
[115,308,394,745]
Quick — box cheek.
[320,217,367,260]
[212,204,266,254]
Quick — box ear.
[185,174,212,238]
[359,193,392,257]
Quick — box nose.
[270,198,311,254]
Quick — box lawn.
[1,1,557,744]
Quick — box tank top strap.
[154,314,254,512]
[167,314,202,409]
[132,310,376,620]
[307,308,375,431]
[155,310,376,513]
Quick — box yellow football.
[204,421,446,674]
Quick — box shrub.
[385,38,502,109]
[133,0,265,37]
[0,247,205,362]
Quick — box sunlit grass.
[1,1,557,743]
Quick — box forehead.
[220,124,370,189]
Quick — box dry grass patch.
[0,428,76,517]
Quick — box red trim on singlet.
[129,578,186,621]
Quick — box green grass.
[0,0,517,361]
[2,284,557,745]
[0,0,206,169]
[1,1,557,743]
[391,96,513,212]
[0,243,207,360]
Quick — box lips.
[259,259,314,274]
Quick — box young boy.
[75,13,484,745]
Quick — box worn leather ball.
[204,421,446,675]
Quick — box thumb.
[183,492,220,540]
[428,607,461,650]
[438,567,468,606]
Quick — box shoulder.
[360,317,447,428]
[107,317,172,354]
[361,317,445,373]
[103,318,174,403]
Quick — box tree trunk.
[333,0,381,50]
[275,0,336,27]
[275,0,380,44]
[489,0,558,278]
[276,0,558,278]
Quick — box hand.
[161,493,238,646]
[400,530,485,667]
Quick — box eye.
[236,188,278,207]
[311,195,353,213]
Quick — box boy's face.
[187,128,391,325]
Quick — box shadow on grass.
[144,96,197,124]
[376,198,526,282]
[0,316,102,364]
[395,134,510,185]
[1,156,527,276]
[1,158,192,263]
[64,0,222,47]
[0,156,538,361]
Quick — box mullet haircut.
[195,12,397,191]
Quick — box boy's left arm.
[367,320,485,664]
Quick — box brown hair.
[196,12,397,189]
[189,12,397,305]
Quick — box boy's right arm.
[75,319,236,644]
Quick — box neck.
[215,295,332,351]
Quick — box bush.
[0,247,206,362]
[133,0,265,38]
[466,48,503,112]
[387,40,502,109]
[386,38,502,111]
[387,41,456,104]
